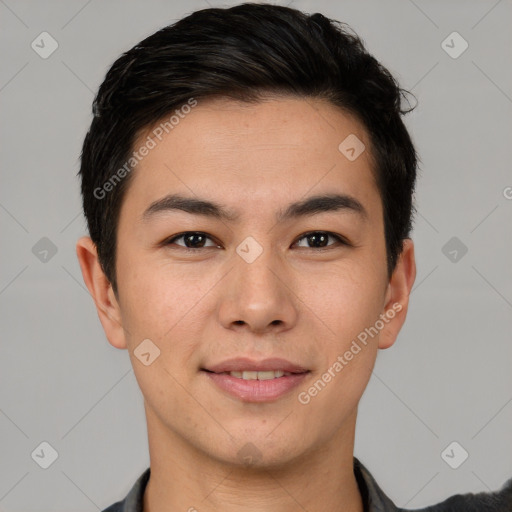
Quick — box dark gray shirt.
[102,457,512,511]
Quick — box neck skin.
[142,405,364,512]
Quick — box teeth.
[228,370,290,380]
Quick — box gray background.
[1,0,511,510]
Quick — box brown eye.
[165,232,219,250]
[294,231,348,249]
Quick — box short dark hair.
[79,2,418,294]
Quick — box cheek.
[119,265,204,412]
[117,256,215,370]
[295,273,381,437]
[301,259,386,340]
[295,260,384,400]
[116,251,178,332]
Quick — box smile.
[202,368,310,402]
[220,370,294,380]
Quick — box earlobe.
[378,238,416,350]
[75,236,128,350]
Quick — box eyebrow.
[142,192,368,223]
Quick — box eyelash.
[163,231,350,252]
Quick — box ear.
[378,238,416,349]
[76,236,127,349]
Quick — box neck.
[142,407,364,512]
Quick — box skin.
[77,96,416,512]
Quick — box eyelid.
[163,231,220,249]
[163,230,350,250]
[294,231,350,248]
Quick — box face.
[78,96,415,468]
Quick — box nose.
[217,248,299,335]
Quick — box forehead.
[122,96,380,222]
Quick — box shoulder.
[412,476,512,512]
[100,467,151,512]
[354,457,512,512]
[101,501,124,512]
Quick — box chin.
[205,428,313,470]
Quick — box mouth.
[200,358,310,402]
[202,369,302,380]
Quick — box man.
[76,3,512,511]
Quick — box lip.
[203,371,310,402]
[201,357,310,403]
[203,357,309,374]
